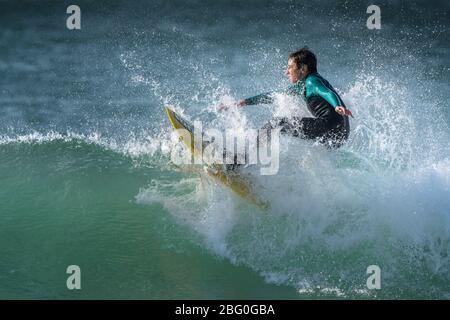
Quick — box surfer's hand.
[335,106,354,118]
[218,100,246,112]
[236,99,246,107]
[218,103,229,111]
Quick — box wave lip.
[0,130,167,158]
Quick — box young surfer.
[222,47,353,148]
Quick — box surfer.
[221,47,353,148]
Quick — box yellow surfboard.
[165,106,268,209]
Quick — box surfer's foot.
[222,151,246,171]
[225,163,242,171]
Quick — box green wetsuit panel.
[304,74,342,108]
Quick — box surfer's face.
[285,58,306,83]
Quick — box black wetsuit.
[244,72,350,148]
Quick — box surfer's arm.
[243,92,274,105]
[243,85,302,106]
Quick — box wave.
[135,74,450,298]
[2,65,449,298]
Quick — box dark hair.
[288,47,317,73]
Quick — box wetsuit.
[244,72,350,148]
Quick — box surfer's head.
[286,47,317,83]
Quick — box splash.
[145,73,450,298]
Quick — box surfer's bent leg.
[260,116,348,149]
[261,117,302,132]
[298,117,348,148]
[297,117,329,139]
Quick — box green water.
[0,141,300,299]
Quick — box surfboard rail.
[165,106,269,209]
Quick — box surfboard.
[165,106,268,209]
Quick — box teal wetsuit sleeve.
[244,84,302,105]
[244,92,274,105]
[307,77,342,108]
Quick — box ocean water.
[1,0,449,299]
